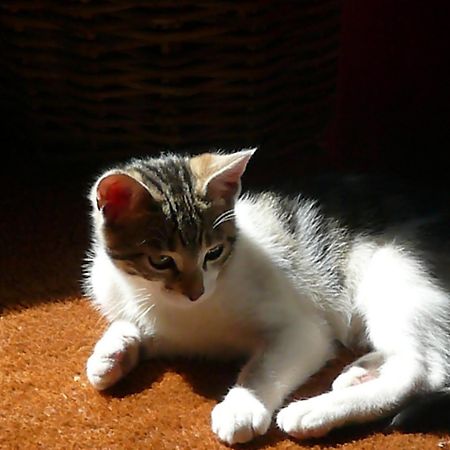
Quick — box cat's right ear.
[94,173,152,224]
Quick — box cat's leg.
[211,317,334,445]
[278,245,449,439]
[277,353,427,439]
[86,320,142,390]
[331,351,384,391]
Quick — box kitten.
[84,150,450,444]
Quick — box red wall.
[326,0,450,176]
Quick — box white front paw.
[86,349,126,391]
[277,397,339,439]
[86,322,140,391]
[211,387,271,444]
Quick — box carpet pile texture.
[1,171,449,449]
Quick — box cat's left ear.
[93,172,153,225]
[190,148,256,201]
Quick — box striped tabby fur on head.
[91,150,255,301]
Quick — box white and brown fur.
[84,150,450,444]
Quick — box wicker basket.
[0,1,341,166]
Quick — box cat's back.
[235,192,295,250]
[235,191,350,285]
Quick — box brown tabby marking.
[97,154,241,300]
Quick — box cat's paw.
[86,349,127,390]
[86,321,140,390]
[277,396,341,439]
[332,366,371,391]
[211,387,271,444]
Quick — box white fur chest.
[147,295,259,358]
[89,248,260,358]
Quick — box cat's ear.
[190,149,256,201]
[94,173,152,224]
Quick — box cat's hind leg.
[331,351,384,391]
[86,320,141,390]
[278,244,449,439]
[277,353,428,439]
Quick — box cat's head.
[91,149,255,305]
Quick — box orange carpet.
[1,170,449,449]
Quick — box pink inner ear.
[208,177,238,199]
[206,154,251,200]
[97,174,136,222]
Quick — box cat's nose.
[187,286,204,302]
[180,271,204,301]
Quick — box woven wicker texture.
[0,1,340,163]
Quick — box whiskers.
[213,209,235,229]
[134,287,156,323]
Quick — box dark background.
[326,0,450,179]
[1,0,449,190]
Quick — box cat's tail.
[389,389,450,432]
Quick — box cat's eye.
[149,254,176,271]
[204,244,224,263]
